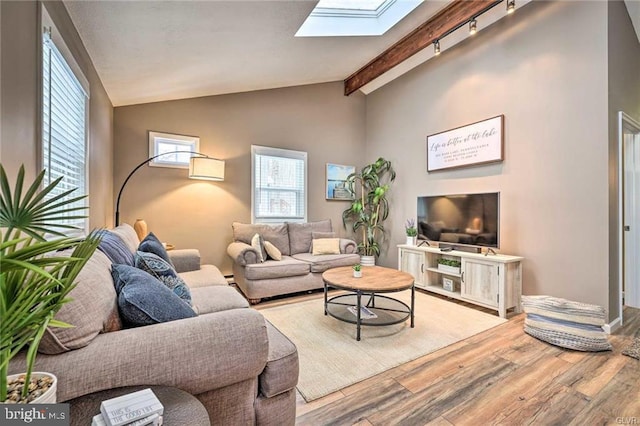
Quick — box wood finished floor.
[255,290,640,426]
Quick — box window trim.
[148,131,200,169]
[251,145,308,224]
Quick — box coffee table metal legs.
[411,285,415,328]
[324,282,328,315]
[356,291,362,341]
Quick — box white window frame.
[148,131,200,169]
[41,5,90,236]
[251,145,308,224]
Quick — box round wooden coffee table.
[322,266,415,341]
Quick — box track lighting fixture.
[469,19,477,35]
[434,40,440,56]
[506,0,515,14]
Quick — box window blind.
[42,31,88,232]
[252,146,307,223]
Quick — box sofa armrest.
[168,249,201,273]
[9,309,268,402]
[340,238,357,254]
[227,241,260,266]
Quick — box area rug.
[622,337,640,360]
[261,290,507,402]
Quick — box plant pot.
[353,270,362,278]
[3,372,57,404]
[360,255,375,267]
[406,236,417,246]
[438,264,461,275]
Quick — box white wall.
[365,2,610,310]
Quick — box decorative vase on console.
[134,219,148,241]
[405,218,418,246]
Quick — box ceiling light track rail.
[343,0,505,96]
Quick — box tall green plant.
[342,158,396,257]
[0,165,101,402]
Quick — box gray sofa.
[8,224,299,425]
[227,220,360,303]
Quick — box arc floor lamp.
[115,151,224,226]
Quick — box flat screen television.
[417,192,500,250]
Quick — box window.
[42,26,89,233]
[295,0,423,37]
[252,146,307,223]
[148,131,200,169]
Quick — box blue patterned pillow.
[98,230,135,265]
[135,251,192,306]
[138,232,173,266]
[111,264,196,327]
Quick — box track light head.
[469,19,477,35]
[434,40,440,56]
[507,0,515,14]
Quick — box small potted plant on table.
[352,264,362,278]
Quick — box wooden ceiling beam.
[344,0,502,96]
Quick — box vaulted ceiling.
[65,1,639,107]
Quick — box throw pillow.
[263,241,282,261]
[251,233,267,263]
[134,251,192,306]
[97,230,135,265]
[311,238,340,255]
[111,264,196,327]
[139,232,173,266]
[521,295,612,352]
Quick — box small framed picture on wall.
[326,163,355,201]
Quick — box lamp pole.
[114,151,209,226]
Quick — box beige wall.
[607,0,640,320]
[365,2,611,312]
[113,82,366,274]
[0,1,113,228]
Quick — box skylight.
[295,0,423,37]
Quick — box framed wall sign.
[326,163,355,200]
[426,115,504,172]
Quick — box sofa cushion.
[522,295,612,352]
[135,251,192,306]
[139,232,174,266]
[264,241,282,261]
[311,238,340,255]
[112,264,196,327]
[287,220,332,255]
[311,231,335,240]
[190,286,249,315]
[292,253,361,273]
[179,264,228,289]
[259,321,299,398]
[233,222,290,256]
[97,230,135,266]
[251,233,267,263]
[39,250,122,354]
[244,257,310,281]
[110,223,140,253]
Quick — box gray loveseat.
[227,220,360,303]
[8,224,299,425]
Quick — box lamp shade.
[189,156,224,181]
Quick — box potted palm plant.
[0,165,101,403]
[342,157,396,266]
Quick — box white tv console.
[398,244,523,318]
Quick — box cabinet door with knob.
[399,248,426,288]
[461,258,499,308]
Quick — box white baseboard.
[603,317,622,334]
